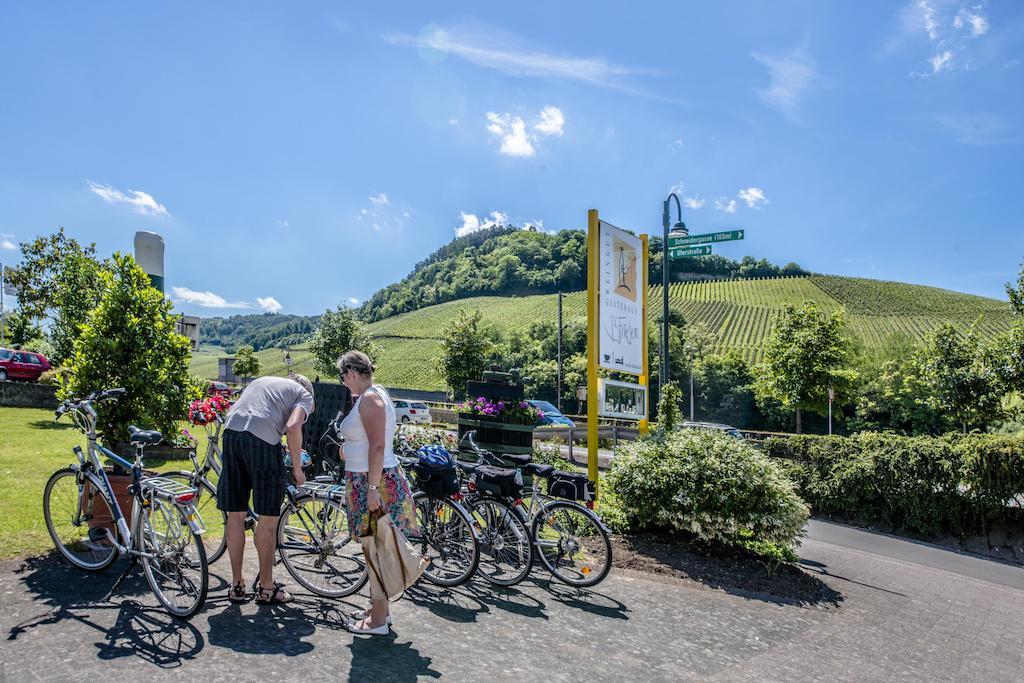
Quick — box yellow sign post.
[587,209,649,494]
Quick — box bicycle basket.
[413,445,459,497]
[547,471,595,502]
[472,465,522,499]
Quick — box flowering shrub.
[395,424,458,455]
[174,428,199,449]
[459,396,542,424]
[606,429,809,551]
[188,395,231,426]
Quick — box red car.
[0,348,51,382]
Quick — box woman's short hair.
[336,350,375,377]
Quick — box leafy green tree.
[232,345,261,385]
[5,228,105,364]
[308,303,376,378]
[852,356,952,435]
[916,322,1004,433]
[694,352,756,427]
[60,253,198,445]
[1005,262,1024,316]
[754,302,855,433]
[435,309,492,399]
[2,311,44,349]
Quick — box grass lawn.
[0,406,212,559]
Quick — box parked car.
[393,399,432,424]
[208,381,232,398]
[681,421,744,440]
[0,348,51,383]
[526,399,577,428]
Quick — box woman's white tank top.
[340,385,399,472]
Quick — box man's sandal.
[228,582,249,604]
[253,580,293,605]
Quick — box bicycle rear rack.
[140,476,199,503]
[299,481,345,501]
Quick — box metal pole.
[661,201,670,386]
[557,291,563,412]
[0,261,5,349]
[690,370,695,421]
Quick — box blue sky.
[1,1,1022,317]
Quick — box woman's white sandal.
[345,619,390,635]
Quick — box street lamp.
[661,193,687,386]
[284,349,292,375]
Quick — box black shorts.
[216,429,287,517]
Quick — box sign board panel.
[598,221,643,376]
[669,245,712,259]
[2,266,16,297]
[668,229,744,248]
[598,378,648,421]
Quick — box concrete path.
[2,522,1022,681]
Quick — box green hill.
[190,275,1014,391]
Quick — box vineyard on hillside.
[190,276,1014,389]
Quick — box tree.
[656,381,683,433]
[60,253,198,445]
[5,228,105,364]
[309,304,376,378]
[754,302,855,433]
[916,322,1004,433]
[1006,261,1024,316]
[232,345,261,385]
[694,352,756,428]
[435,309,492,399]
[2,311,44,349]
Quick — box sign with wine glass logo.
[598,220,643,376]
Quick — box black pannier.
[472,465,522,498]
[547,471,595,502]
[412,446,460,498]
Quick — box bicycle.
[165,418,367,599]
[458,431,613,588]
[42,388,210,618]
[393,434,481,588]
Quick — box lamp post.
[284,349,292,375]
[661,193,687,386]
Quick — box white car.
[393,399,432,424]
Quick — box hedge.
[765,433,1024,538]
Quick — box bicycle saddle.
[500,453,532,467]
[128,425,163,445]
[455,461,479,474]
[524,463,555,478]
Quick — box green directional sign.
[668,229,744,248]
[669,245,712,259]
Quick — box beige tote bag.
[360,511,428,601]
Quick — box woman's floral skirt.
[345,466,419,538]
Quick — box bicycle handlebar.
[55,387,127,421]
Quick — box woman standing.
[337,350,419,636]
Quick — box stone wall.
[0,381,59,409]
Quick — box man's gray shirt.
[223,376,314,445]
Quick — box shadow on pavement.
[9,553,204,668]
[348,633,442,681]
[799,558,907,597]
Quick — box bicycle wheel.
[278,494,367,598]
[161,472,227,563]
[409,492,480,587]
[467,496,533,586]
[43,468,118,571]
[532,500,612,588]
[139,497,209,618]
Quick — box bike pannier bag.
[413,445,459,498]
[547,471,595,502]
[472,464,521,498]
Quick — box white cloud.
[954,8,988,37]
[276,220,289,229]
[738,187,769,208]
[87,181,169,217]
[172,287,249,309]
[918,0,940,40]
[669,139,684,151]
[385,26,654,94]
[348,297,361,306]
[683,196,705,209]
[752,51,815,117]
[448,118,459,126]
[256,296,282,313]
[1,240,15,250]
[372,223,382,232]
[930,50,954,73]
[486,112,535,157]
[714,198,738,214]
[369,193,390,206]
[533,106,565,136]
[455,210,510,237]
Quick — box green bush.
[606,430,809,550]
[766,432,1024,537]
[531,440,575,472]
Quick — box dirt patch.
[611,533,842,608]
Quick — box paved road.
[2,522,1022,681]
